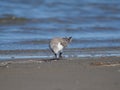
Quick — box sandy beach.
[0,56,120,90]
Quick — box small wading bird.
[49,37,72,60]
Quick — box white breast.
[58,42,63,51]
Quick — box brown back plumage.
[50,37,72,48]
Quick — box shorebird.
[49,37,72,59]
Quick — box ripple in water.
[0,0,120,59]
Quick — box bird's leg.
[59,52,63,58]
[54,53,59,60]
[55,53,57,58]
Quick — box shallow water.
[0,0,120,60]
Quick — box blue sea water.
[0,0,120,60]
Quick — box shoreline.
[0,47,120,60]
[0,56,120,67]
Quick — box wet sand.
[0,47,120,60]
[0,56,120,90]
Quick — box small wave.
[0,14,30,25]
